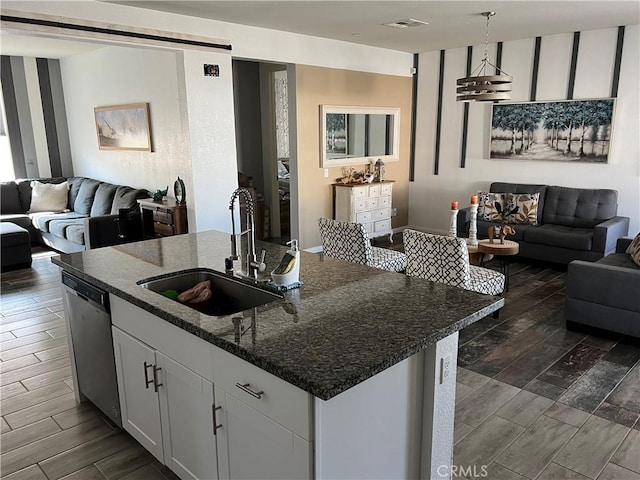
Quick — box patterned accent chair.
[318,218,406,272]
[403,229,505,296]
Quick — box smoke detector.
[382,18,429,29]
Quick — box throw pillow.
[505,192,540,225]
[626,234,640,267]
[477,192,507,222]
[28,181,69,213]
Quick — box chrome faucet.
[227,188,266,279]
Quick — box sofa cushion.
[65,224,86,245]
[477,220,536,242]
[73,179,101,215]
[524,224,593,251]
[505,192,540,225]
[90,183,118,217]
[67,177,86,209]
[598,252,640,270]
[491,183,547,225]
[111,186,149,214]
[1,215,33,230]
[543,186,618,228]
[28,181,69,213]
[477,192,507,222]
[17,177,67,212]
[625,233,640,267]
[49,218,86,244]
[31,212,87,233]
[1,182,23,214]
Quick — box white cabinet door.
[215,387,311,480]
[157,353,218,480]
[112,327,164,462]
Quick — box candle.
[451,201,459,210]
[470,195,478,204]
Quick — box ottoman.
[1,222,32,270]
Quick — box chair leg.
[492,309,500,319]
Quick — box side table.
[477,239,519,291]
[137,198,188,239]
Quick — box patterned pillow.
[505,192,540,225]
[477,192,507,222]
[626,234,640,267]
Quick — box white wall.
[411,25,640,236]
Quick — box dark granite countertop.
[52,231,503,400]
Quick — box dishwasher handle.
[62,271,109,313]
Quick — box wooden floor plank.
[0,418,113,476]
[0,417,62,453]
[1,381,73,416]
[59,465,108,480]
[0,309,57,326]
[0,331,16,342]
[0,337,69,362]
[0,382,28,400]
[0,355,71,385]
[94,443,156,480]
[40,432,135,480]
[1,416,11,433]
[53,403,104,430]
[0,464,48,480]
[0,332,53,353]
[22,365,72,391]
[0,354,40,374]
[11,318,66,338]
[4,392,77,429]
[46,326,68,338]
[35,344,69,362]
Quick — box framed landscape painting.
[94,103,152,151]
[490,98,615,163]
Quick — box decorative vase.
[449,209,459,237]
[468,203,478,246]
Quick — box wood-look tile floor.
[2,247,639,480]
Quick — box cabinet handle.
[143,362,154,389]
[152,366,163,392]
[212,405,222,435]
[235,382,264,399]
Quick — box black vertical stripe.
[36,58,62,177]
[495,42,503,75]
[611,26,625,97]
[460,46,472,168]
[567,32,580,100]
[409,53,419,182]
[434,50,445,176]
[364,114,370,156]
[530,37,542,101]
[0,56,27,178]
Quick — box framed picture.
[94,103,152,151]
[490,98,615,163]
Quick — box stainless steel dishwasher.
[62,271,121,427]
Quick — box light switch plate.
[441,354,452,384]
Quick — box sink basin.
[138,268,283,316]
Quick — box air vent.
[382,18,429,29]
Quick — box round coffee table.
[477,239,519,291]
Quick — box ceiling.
[109,1,640,53]
[1,1,638,57]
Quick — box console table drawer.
[153,210,173,224]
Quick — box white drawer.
[362,222,374,235]
[374,208,391,220]
[354,199,367,212]
[365,198,378,210]
[368,185,381,197]
[381,183,392,196]
[374,219,391,232]
[378,196,391,208]
[354,187,367,199]
[212,347,311,440]
[356,211,373,223]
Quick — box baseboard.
[304,245,323,253]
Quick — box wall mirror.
[321,105,400,167]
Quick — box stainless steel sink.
[138,268,283,316]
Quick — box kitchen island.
[53,230,503,480]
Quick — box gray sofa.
[457,182,630,264]
[1,176,149,254]
[566,237,640,338]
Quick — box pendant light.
[456,12,512,102]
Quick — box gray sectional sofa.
[457,182,630,264]
[0,177,149,254]
[566,237,640,338]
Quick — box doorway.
[232,60,292,244]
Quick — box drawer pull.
[143,362,154,389]
[236,382,264,399]
[152,365,163,392]
[212,405,222,435]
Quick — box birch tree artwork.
[490,99,615,163]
